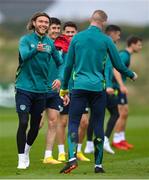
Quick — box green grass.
[0,107,149,179]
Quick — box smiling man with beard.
[15,12,63,169]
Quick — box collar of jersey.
[32,32,47,41]
[88,25,102,32]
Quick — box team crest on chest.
[30,43,35,48]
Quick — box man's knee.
[18,112,29,128]
[80,115,89,129]
[120,108,128,119]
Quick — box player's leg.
[104,106,119,154]
[43,109,62,164]
[104,94,119,154]
[43,93,62,164]
[15,89,32,169]
[112,92,131,149]
[57,103,69,162]
[115,104,128,132]
[105,106,119,138]
[114,104,133,148]
[90,90,106,173]
[60,89,87,173]
[77,113,90,161]
[84,116,94,153]
[26,92,46,167]
[39,110,46,129]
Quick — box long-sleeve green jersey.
[62,52,74,92]
[47,51,64,93]
[15,32,63,93]
[62,26,134,92]
[105,56,114,88]
[47,56,63,93]
[113,50,131,89]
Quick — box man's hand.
[37,42,46,52]
[62,95,70,106]
[59,89,70,106]
[132,72,138,81]
[120,85,128,95]
[52,79,61,91]
[106,87,114,95]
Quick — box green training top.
[15,32,63,93]
[62,26,134,92]
[105,55,114,88]
[63,52,74,92]
[113,50,131,89]
[47,51,64,93]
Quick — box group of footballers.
[15,9,142,174]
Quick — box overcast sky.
[46,0,149,25]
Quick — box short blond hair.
[91,10,108,23]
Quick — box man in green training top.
[112,36,142,150]
[15,12,63,169]
[40,17,63,165]
[59,9,138,174]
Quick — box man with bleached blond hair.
[59,9,137,174]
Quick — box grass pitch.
[0,107,149,179]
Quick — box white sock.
[69,157,76,162]
[77,144,82,152]
[18,153,25,162]
[120,131,125,141]
[18,153,25,158]
[104,136,109,143]
[95,164,102,168]
[44,150,52,158]
[58,144,65,154]
[86,141,94,148]
[113,132,122,143]
[24,143,31,155]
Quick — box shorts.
[60,93,89,115]
[118,90,128,105]
[15,88,46,113]
[106,93,118,108]
[46,92,62,111]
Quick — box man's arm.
[113,68,128,94]
[19,36,38,61]
[105,57,113,88]
[107,38,137,80]
[51,44,64,83]
[61,40,75,90]
[51,44,63,66]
